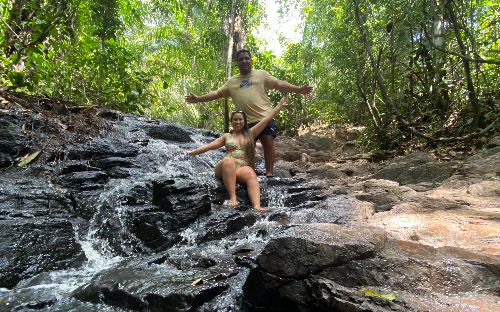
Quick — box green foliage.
[275,0,500,147]
[1,0,498,145]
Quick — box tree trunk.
[224,0,236,133]
[429,0,450,115]
[356,53,382,129]
[98,0,111,95]
[445,0,480,126]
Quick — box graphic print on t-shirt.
[240,79,253,88]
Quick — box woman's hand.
[278,96,288,108]
[185,150,194,155]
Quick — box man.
[185,48,312,177]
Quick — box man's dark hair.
[236,49,251,60]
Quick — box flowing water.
[0,116,326,311]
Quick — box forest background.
[1,0,499,151]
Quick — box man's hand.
[274,80,313,95]
[185,92,198,103]
[299,83,313,95]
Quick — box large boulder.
[72,259,232,312]
[0,219,86,289]
[243,223,500,311]
[370,152,457,185]
[461,146,500,178]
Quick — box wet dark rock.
[72,263,232,312]
[0,219,86,289]
[97,109,124,121]
[60,161,101,174]
[151,177,213,230]
[200,212,258,243]
[141,122,193,143]
[90,157,136,170]
[0,112,30,167]
[56,171,109,191]
[67,138,140,161]
[0,177,75,217]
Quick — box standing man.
[185,48,312,177]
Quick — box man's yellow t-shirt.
[218,69,278,124]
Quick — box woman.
[186,97,288,210]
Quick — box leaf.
[380,293,396,300]
[7,71,24,84]
[163,81,168,89]
[360,288,395,300]
[467,118,474,125]
[26,1,38,9]
[0,56,10,66]
[18,151,41,166]
[27,47,42,55]
[14,43,24,51]
[50,27,58,38]
[191,278,203,285]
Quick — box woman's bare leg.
[236,166,267,211]
[215,158,238,206]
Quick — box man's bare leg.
[259,134,275,177]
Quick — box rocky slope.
[1,91,499,311]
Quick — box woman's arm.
[250,97,288,137]
[186,134,227,155]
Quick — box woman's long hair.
[230,111,255,168]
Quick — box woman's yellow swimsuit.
[223,133,250,169]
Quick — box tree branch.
[422,0,500,65]
[0,15,20,37]
[353,0,497,143]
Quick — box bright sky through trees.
[257,0,303,56]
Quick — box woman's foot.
[254,207,269,211]
[228,198,238,206]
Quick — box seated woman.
[186,97,288,211]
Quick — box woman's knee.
[237,167,257,182]
[221,158,236,170]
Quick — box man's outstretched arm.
[185,90,224,103]
[273,80,313,95]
